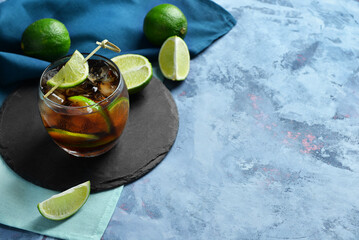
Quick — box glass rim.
[39,52,124,110]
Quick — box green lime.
[143,4,187,46]
[47,50,89,89]
[111,54,152,94]
[37,181,90,221]
[68,95,111,133]
[159,36,190,81]
[47,128,118,148]
[21,18,71,62]
[47,128,99,144]
[107,97,129,135]
[68,95,101,110]
[108,97,129,112]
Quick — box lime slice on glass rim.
[111,54,152,94]
[37,181,90,221]
[47,50,89,88]
[68,95,112,133]
[158,36,190,81]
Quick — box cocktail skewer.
[44,40,121,99]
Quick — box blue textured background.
[2,0,359,239]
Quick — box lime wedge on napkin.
[47,50,89,88]
[37,181,90,221]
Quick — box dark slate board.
[0,77,178,193]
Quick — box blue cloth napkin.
[0,0,236,239]
[0,0,236,86]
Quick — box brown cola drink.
[38,54,129,157]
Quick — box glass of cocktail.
[38,52,129,157]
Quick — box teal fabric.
[0,0,236,86]
[0,0,236,239]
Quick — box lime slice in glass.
[107,97,129,132]
[47,128,99,144]
[47,50,89,88]
[158,36,190,81]
[111,54,152,94]
[108,97,129,112]
[37,181,90,221]
[47,128,118,148]
[68,96,112,133]
[68,95,101,111]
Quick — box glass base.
[60,141,118,157]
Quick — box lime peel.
[37,181,90,221]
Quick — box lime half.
[111,54,152,94]
[47,50,89,88]
[159,36,190,81]
[37,181,90,221]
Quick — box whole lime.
[143,4,187,46]
[21,18,71,62]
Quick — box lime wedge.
[37,181,90,221]
[107,97,129,135]
[47,128,118,148]
[47,128,99,144]
[108,97,129,112]
[68,96,111,133]
[158,36,190,81]
[47,50,89,88]
[68,95,100,110]
[111,54,152,94]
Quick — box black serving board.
[0,77,178,192]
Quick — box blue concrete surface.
[2,0,359,239]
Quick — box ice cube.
[98,81,116,97]
[101,72,116,83]
[44,69,59,81]
[65,81,92,97]
[49,90,66,104]
[94,92,106,102]
[88,64,109,82]
[88,72,98,83]
[100,65,109,78]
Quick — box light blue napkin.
[0,159,123,240]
